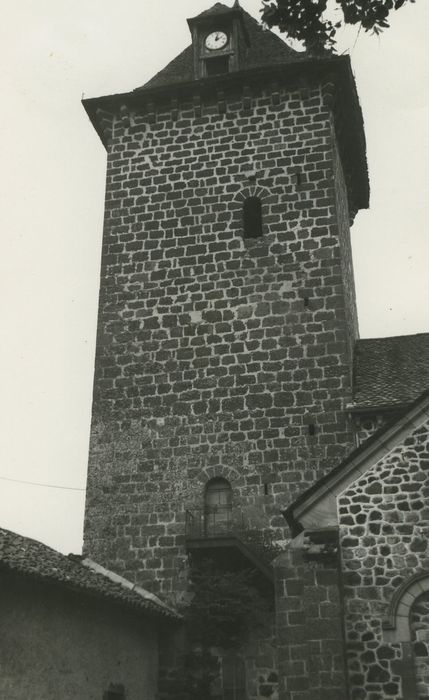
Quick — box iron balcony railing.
[184,506,277,581]
[185,505,244,539]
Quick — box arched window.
[411,592,429,700]
[382,573,429,699]
[222,655,246,700]
[243,197,263,239]
[204,478,232,535]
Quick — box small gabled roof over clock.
[188,1,239,21]
[139,2,303,91]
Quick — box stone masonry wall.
[243,619,279,700]
[332,124,359,376]
[274,545,348,700]
[0,572,159,700]
[84,77,358,599]
[339,418,429,699]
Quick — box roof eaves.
[0,533,181,622]
[85,54,346,108]
[0,559,180,621]
[81,558,180,619]
[284,388,429,533]
[346,402,409,414]
[82,56,322,146]
[83,54,368,211]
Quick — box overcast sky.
[0,0,428,554]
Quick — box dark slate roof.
[0,528,179,621]
[353,333,429,409]
[137,5,304,92]
[82,5,368,211]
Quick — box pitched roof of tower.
[0,527,180,621]
[353,333,429,410]
[137,4,303,92]
[82,3,369,211]
[191,2,233,19]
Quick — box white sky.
[0,0,428,554]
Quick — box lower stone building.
[278,388,429,700]
[0,527,180,700]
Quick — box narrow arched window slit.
[243,196,263,239]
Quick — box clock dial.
[205,31,228,51]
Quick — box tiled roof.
[353,333,429,409]
[0,528,179,621]
[137,5,304,92]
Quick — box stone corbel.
[217,90,226,115]
[119,103,130,128]
[301,527,339,559]
[95,108,114,145]
[193,94,202,118]
[171,97,179,121]
[147,101,156,124]
[322,77,337,110]
[271,81,280,106]
[242,85,251,111]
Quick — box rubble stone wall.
[339,419,429,699]
[411,592,429,700]
[274,546,348,700]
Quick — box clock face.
[205,31,229,51]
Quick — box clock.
[205,31,229,51]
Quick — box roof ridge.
[82,558,177,615]
[189,2,235,21]
[0,526,62,554]
[0,527,181,620]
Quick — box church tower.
[83,0,368,614]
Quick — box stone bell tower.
[82,0,369,605]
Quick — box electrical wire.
[0,474,85,492]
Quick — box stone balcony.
[185,506,273,583]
